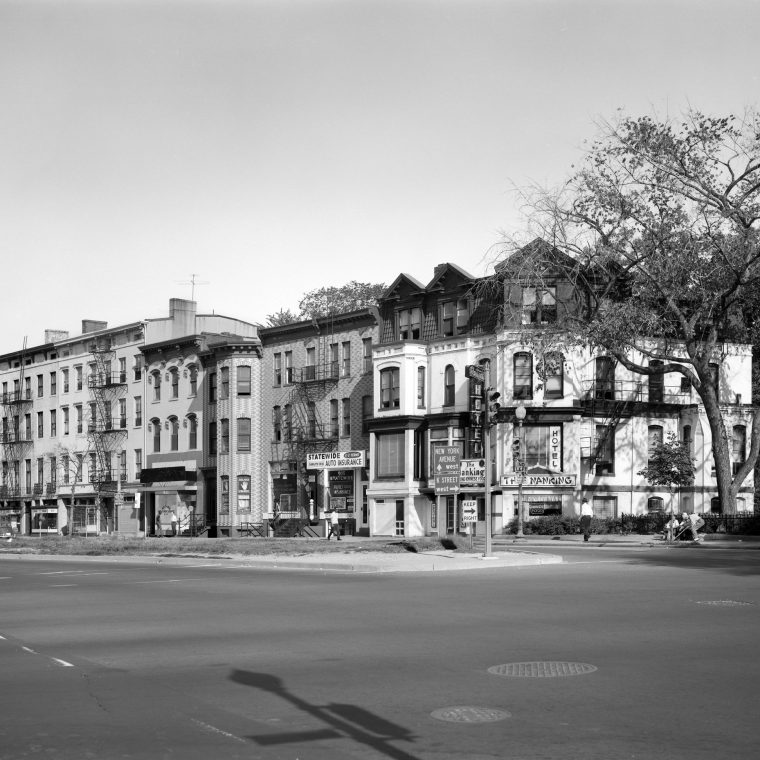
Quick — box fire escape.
[578,373,643,473]
[269,337,339,535]
[87,339,128,528]
[0,355,33,510]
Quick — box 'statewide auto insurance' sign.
[306,450,366,470]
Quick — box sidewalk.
[473,533,760,549]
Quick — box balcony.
[87,372,128,389]
[291,365,339,384]
[1,390,33,405]
[578,380,693,406]
[0,431,33,445]
[88,417,129,433]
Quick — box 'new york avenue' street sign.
[433,446,461,495]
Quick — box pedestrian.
[682,511,705,543]
[327,510,341,541]
[579,497,593,542]
[155,511,162,537]
[170,510,178,537]
[664,514,680,542]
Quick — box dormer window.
[522,287,557,325]
[398,308,422,340]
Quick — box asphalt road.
[1,547,759,760]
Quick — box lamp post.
[514,404,527,539]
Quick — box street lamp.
[514,404,527,539]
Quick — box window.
[594,356,616,400]
[307,402,316,439]
[75,405,83,434]
[273,406,282,442]
[682,424,692,457]
[710,497,722,514]
[237,365,251,396]
[417,367,426,408]
[50,372,57,395]
[649,360,664,403]
[88,402,97,432]
[362,338,372,373]
[398,308,422,340]
[135,449,142,479]
[443,365,455,406]
[543,352,564,399]
[119,450,127,481]
[37,458,44,485]
[380,367,400,409]
[24,413,32,440]
[376,432,405,477]
[342,398,351,437]
[119,398,126,428]
[88,453,97,483]
[522,286,557,324]
[342,342,351,377]
[456,299,469,333]
[441,302,455,337]
[274,353,282,385]
[152,371,161,401]
[330,343,339,377]
[188,415,197,449]
[732,425,746,474]
[133,356,142,382]
[25,459,32,490]
[305,347,316,381]
[152,419,161,452]
[37,411,44,438]
[62,368,69,393]
[220,476,229,514]
[238,475,251,513]
[208,372,217,403]
[594,424,615,475]
[63,407,69,435]
[285,351,293,383]
[220,367,229,399]
[169,417,179,451]
[647,497,665,513]
[49,456,56,485]
[50,410,56,437]
[37,374,43,398]
[513,352,533,400]
[362,395,372,433]
[76,454,84,483]
[169,368,179,399]
[189,365,198,395]
[283,404,292,441]
[330,399,339,438]
[209,421,217,455]
[134,397,142,427]
[24,376,31,400]
[220,418,229,454]
[237,418,251,452]
[76,365,83,390]
[103,400,112,430]
[593,495,617,519]
[647,425,663,460]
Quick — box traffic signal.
[487,391,501,426]
[511,438,521,457]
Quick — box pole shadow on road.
[229,669,421,759]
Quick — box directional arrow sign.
[433,446,461,495]
[461,499,477,522]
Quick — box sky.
[1,0,759,349]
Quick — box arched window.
[168,417,179,451]
[151,418,161,453]
[682,425,692,456]
[188,365,198,396]
[732,425,746,474]
[710,497,722,514]
[542,352,564,399]
[443,365,455,406]
[187,414,197,449]
[152,371,161,402]
[594,356,615,400]
[513,352,533,400]
[647,425,663,460]
[380,367,400,409]
[647,496,664,513]
[169,368,179,399]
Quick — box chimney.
[82,320,108,334]
[44,329,69,343]
[169,298,197,338]
[433,264,447,279]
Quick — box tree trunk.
[701,388,735,514]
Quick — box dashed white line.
[50,584,77,587]
[132,578,202,584]
[38,570,85,575]
[50,657,75,667]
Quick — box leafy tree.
[297,281,386,320]
[488,109,760,512]
[637,431,696,491]
[265,309,299,327]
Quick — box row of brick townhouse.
[1,248,754,538]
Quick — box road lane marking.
[132,578,203,584]
[20,644,75,667]
[0,577,11,580]
[50,657,75,667]
[38,570,85,575]
[22,646,37,654]
[50,584,77,587]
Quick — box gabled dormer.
[377,273,427,344]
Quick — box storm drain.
[695,600,754,607]
[431,706,510,723]
[488,661,597,678]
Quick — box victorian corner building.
[1,246,755,538]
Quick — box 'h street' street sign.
[433,446,461,495]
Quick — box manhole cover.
[431,706,510,723]
[488,661,597,678]
[696,600,754,607]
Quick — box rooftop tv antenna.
[177,274,209,302]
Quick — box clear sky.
[1,0,758,349]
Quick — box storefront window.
[522,425,562,470]
[376,432,405,477]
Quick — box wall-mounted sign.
[460,459,485,487]
[501,473,577,488]
[307,451,366,470]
